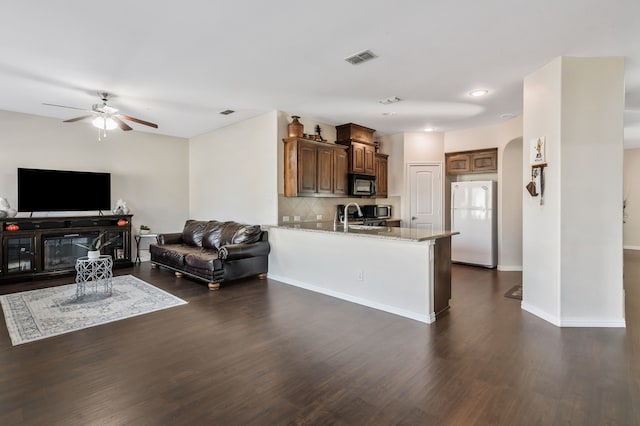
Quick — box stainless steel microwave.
[349,174,376,196]
[362,204,392,219]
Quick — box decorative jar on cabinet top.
[288,116,304,138]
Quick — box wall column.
[522,57,625,327]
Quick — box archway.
[498,137,523,270]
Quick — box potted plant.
[139,225,151,235]
[75,232,120,259]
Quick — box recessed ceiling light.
[379,96,401,105]
[500,113,515,119]
[382,112,396,116]
[469,89,489,97]
[424,127,435,132]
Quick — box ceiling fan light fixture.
[92,116,117,130]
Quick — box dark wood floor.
[0,253,638,425]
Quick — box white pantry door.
[407,164,442,232]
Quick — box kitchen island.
[266,223,458,324]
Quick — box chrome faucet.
[342,202,362,232]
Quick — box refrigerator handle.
[451,209,455,230]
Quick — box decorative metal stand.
[75,255,113,299]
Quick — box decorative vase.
[88,250,100,259]
[288,116,304,138]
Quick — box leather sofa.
[149,219,270,290]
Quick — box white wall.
[559,57,624,325]
[624,148,640,248]
[189,111,278,225]
[404,132,445,163]
[444,117,524,270]
[445,118,522,153]
[379,133,404,197]
[522,56,625,327]
[501,138,523,270]
[522,57,564,322]
[0,109,189,234]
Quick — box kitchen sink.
[348,224,387,230]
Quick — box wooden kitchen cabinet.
[348,141,376,175]
[333,147,349,195]
[470,150,497,172]
[283,137,349,197]
[375,153,389,198]
[446,153,472,174]
[335,123,377,176]
[297,140,317,194]
[316,144,334,194]
[445,148,498,175]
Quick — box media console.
[0,214,133,283]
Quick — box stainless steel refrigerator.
[450,181,497,268]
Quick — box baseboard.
[268,274,435,324]
[521,302,626,328]
[521,302,561,326]
[623,245,640,250]
[559,319,626,328]
[497,265,523,271]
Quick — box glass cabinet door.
[105,231,127,261]
[42,232,99,271]
[6,237,34,273]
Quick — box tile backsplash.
[278,195,401,223]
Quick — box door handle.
[412,216,417,220]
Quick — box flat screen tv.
[18,168,111,212]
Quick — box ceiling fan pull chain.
[102,112,108,139]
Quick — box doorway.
[406,163,443,232]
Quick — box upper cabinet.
[445,148,498,175]
[283,122,389,197]
[375,153,389,198]
[283,137,349,197]
[336,123,377,176]
[349,141,376,175]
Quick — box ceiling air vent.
[219,109,235,115]
[344,49,377,65]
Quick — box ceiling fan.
[43,92,158,135]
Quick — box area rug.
[0,275,187,346]
[504,284,523,300]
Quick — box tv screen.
[18,168,111,212]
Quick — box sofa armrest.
[157,232,183,245]
[219,240,270,261]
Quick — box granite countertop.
[266,222,458,242]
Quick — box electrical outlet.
[282,216,290,222]
[294,216,301,222]
[357,270,364,281]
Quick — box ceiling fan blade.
[112,116,133,131]
[121,115,158,128]
[43,103,92,112]
[64,115,93,123]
